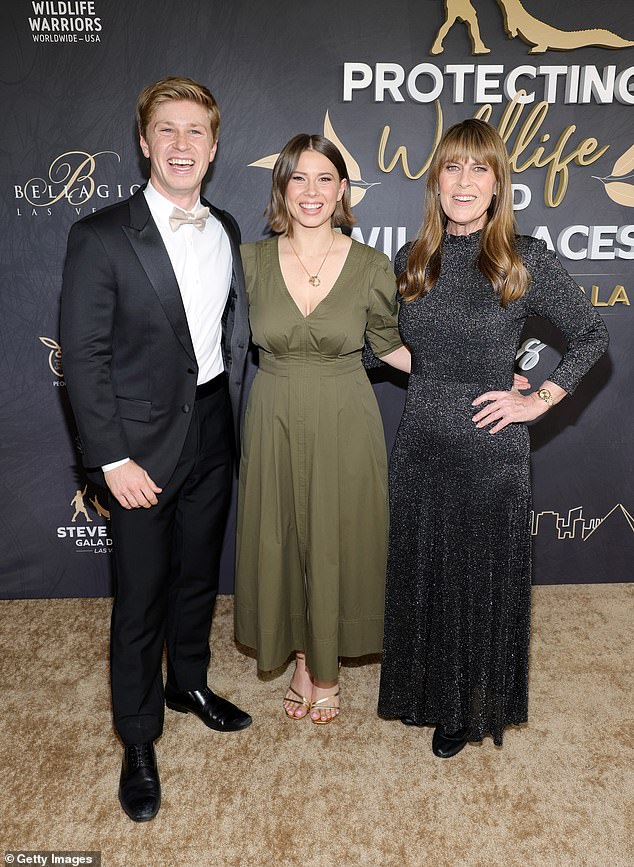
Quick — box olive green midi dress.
[234,237,402,682]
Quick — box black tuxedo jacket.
[60,187,249,487]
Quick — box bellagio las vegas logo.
[57,485,113,553]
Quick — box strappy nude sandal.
[310,688,340,725]
[284,652,312,719]
[284,685,311,720]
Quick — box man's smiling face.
[140,99,217,210]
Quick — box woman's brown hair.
[266,134,355,237]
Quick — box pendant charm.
[287,233,334,289]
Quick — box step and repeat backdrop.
[1,0,632,597]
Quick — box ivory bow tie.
[169,206,210,232]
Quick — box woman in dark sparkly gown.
[377,119,608,757]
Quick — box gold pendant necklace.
[287,233,335,287]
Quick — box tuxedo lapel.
[205,197,248,333]
[123,189,196,363]
[206,200,240,275]
[202,198,249,449]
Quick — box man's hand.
[104,460,162,509]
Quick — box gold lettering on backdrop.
[378,92,609,207]
[24,151,120,207]
[476,94,609,206]
[378,102,443,180]
[580,285,631,307]
[610,285,630,305]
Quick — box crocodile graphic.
[495,0,634,53]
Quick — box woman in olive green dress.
[234,135,411,722]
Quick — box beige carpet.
[0,584,632,867]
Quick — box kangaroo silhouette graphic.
[89,495,111,520]
[431,0,634,55]
[496,0,634,53]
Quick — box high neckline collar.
[444,228,483,243]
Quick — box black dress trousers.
[109,380,233,745]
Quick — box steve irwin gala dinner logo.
[57,485,112,553]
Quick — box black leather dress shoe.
[165,685,252,732]
[118,742,161,822]
[400,716,423,727]
[432,725,469,758]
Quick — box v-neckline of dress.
[274,235,354,320]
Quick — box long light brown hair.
[400,118,529,307]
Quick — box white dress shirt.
[102,182,233,472]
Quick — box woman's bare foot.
[283,652,313,719]
[310,679,340,724]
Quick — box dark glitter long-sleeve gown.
[377,232,608,745]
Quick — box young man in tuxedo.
[61,76,251,822]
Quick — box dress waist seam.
[258,355,363,377]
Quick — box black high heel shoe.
[432,725,469,758]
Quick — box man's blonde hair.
[136,76,220,141]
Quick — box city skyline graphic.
[531,504,634,542]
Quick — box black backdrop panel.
[1,1,632,596]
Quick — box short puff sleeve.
[364,249,403,359]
